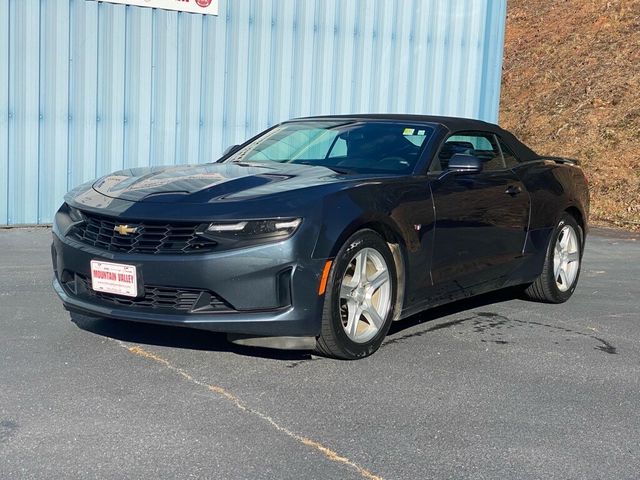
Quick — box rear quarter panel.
[513,160,589,232]
[494,159,589,286]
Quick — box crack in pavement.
[114,340,383,480]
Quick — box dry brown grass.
[501,0,640,230]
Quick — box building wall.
[0,0,507,225]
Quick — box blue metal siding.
[0,0,9,225]
[0,0,507,225]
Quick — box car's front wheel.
[524,213,583,303]
[315,230,397,360]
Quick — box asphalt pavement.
[1,227,639,480]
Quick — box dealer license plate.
[90,260,138,297]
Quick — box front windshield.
[224,120,435,174]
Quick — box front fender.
[310,180,436,315]
[310,181,426,260]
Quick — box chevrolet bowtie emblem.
[114,225,138,236]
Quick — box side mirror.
[223,144,241,156]
[447,154,483,174]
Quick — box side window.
[429,132,506,172]
[327,137,347,158]
[497,138,520,168]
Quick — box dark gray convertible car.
[52,115,589,359]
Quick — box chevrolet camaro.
[52,115,589,359]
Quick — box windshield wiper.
[291,161,353,175]
[322,165,353,174]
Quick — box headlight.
[202,218,302,245]
[206,218,302,236]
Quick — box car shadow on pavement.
[70,287,524,362]
[70,313,316,362]
[387,287,524,337]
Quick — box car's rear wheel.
[315,230,397,360]
[524,213,583,303]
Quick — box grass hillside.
[500,0,640,229]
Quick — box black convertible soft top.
[294,114,539,163]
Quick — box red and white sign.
[91,260,139,298]
[96,0,218,16]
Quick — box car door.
[427,132,530,293]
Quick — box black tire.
[315,230,397,360]
[524,213,583,303]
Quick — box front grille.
[68,212,216,255]
[65,273,233,313]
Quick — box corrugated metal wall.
[0,0,507,225]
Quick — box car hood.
[91,162,349,204]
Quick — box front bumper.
[51,229,327,337]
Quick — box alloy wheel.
[553,225,580,292]
[339,247,392,343]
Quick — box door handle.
[505,185,522,195]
